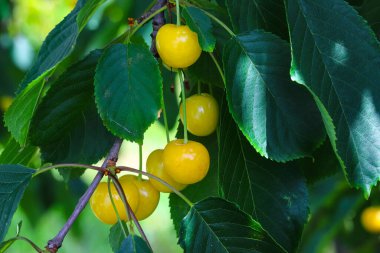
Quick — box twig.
[137,0,167,57]
[45,139,123,253]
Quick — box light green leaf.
[4,0,106,145]
[0,139,38,166]
[182,7,216,52]
[223,30,325,162]
[287,0,380,197]
[94,43,162,143]
[218,101,309,253]
[179,197,285,253]
[0,165,34,242]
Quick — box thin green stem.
[128,5,168,41]
[161,96,171,144]
[197,81,201,94]
[176,0,181,26]
[209,52,226,85]
[138,144,143,180]
[178,71,188,143]
[117,166,193,207]
[8,236,44,253]
[107,178,129,237]
[33,164,102,178]
[183,2,235,37]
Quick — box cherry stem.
[117,166,193,207]
[177,71,188,144]
[45,139,123,253]
[176,0,181,26]
[109,174,152,250]
[138,143,143,180]
[6,236,44,253]
[197,81,201,94]
[161,96,171,144]
[209,52,226,85]
[33,163,102,178]
[107,178,129,237]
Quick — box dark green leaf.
[94,43,162,143]
[0,165,34,242]
[296,140,341,184]
[169,121,219,234]
[223,31,325,162]
[4,0,106,145]
[219,100,309,253]
[287,0,380,197]
[182,7,216,52]
[0,139,38,166]
[109,222,129,253]
[117,235,152,253]
[358,0,380,36]
[225,0,288,39]
[30,50,114,180]
[186,53,224,88]
[179,197,285,253]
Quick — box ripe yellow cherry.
[156,24,202,69]
[90,181,139,225]
[146,149,187,193]
[180,93,219,136]
[0,96,13,112]
[361,206,380,233]
[163,139,210,184]
[119,175,160,221]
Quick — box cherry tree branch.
[45,138,123,253]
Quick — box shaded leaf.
[117,235,152,253]
[225,0,288,39]
[0,165,34,242]
[179,197,285,253]
[287,0,380,197]
[109,222,129,253]
[358,0,380,36]
[30,50,114,180]
[0,138,38,166]
[94,43,162,143]
[219,99,309,252]
[223,31,325,162]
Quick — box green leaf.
[0,165,34,242]
[169,121,220,234]
[94,43,162,143]
[186,53,224,88]
[296,139,341,184]
[4,0,106,145]
[182,7,216,52]
[358,0,380,35]
[117,235,152,253]
[287,0,380,197]
[225,0,288,39]
[0,138,38,166]
[219,100,309,253]
[109,222,129,253]
[223,30,325,162]
[0,238,16,253]
[30,51,114,180]
[179,197,285,253]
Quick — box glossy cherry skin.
[163,139,210,184]
[146,149,187,193]
[156,24,202,69]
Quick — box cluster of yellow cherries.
[90,23,219,224]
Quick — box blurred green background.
[1,0,380,252]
